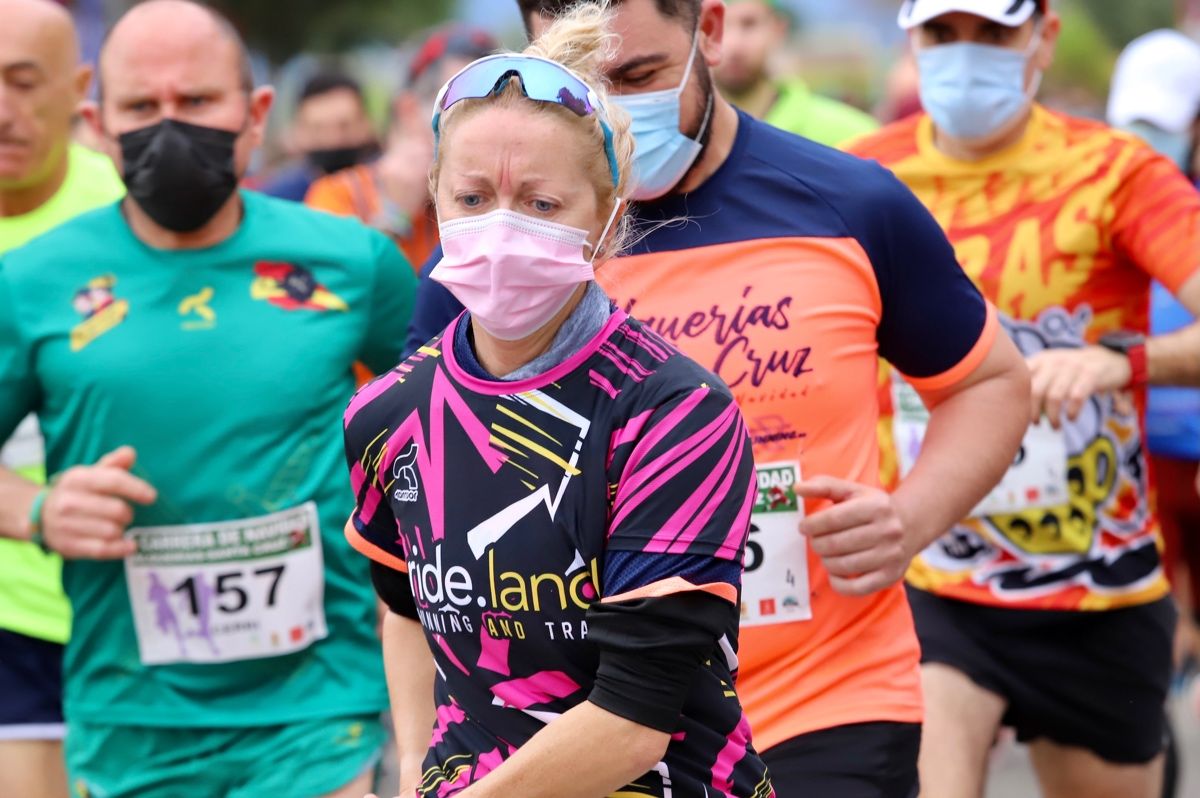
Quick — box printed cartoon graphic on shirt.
[251,262,348,312]
[910,310,1151,599]
[70,275,129,351]
[852,106,1200,610]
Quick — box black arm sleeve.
[370,560,418,620]
[586,591,737,733]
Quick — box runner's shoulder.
[842,113,924,162]
[0,202,124,283]
[1038,108,1179,186]
[244,189,395,257]
[607,315,739,418]
[343,327,448,430]
[739,114,931,234]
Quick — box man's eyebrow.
[608,53,671,78]
[982,21,1015,36]
[2,60,46,76]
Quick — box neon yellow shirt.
[763,79,879,148]
[0,144,124,644]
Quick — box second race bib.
[892,377,1069,517]
[741,462,811,628]
[124,503,328,666]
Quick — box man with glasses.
[850,2,1200,795]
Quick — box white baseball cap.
[898,0,1044,31]
[1107,30,1200,134]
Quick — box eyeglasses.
[432,54,620,187]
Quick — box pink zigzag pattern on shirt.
[371,366,507,538]
[610,391,741,540]
[653,413,751,556]
[711,711,754,798]
[490,670,581,710]
[477,612,513,676]
[428,701,467,746]
[606,408,655,469]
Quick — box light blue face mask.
[916,27,1043,142]
[612,30,713,201]
[1125,121,1193,171]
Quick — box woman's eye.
[461,194,484,208]
[532,199,555,213]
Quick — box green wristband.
[28,488,50,552]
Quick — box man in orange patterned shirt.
[850,1,1200,796]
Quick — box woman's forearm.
[456,701,669,798]
[383,611,438,794]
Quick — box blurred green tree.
[1073,0,1176,48]
[210,0,455,63]
[1045,2,1116,102]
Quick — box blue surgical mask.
[916,28,1043,141]
[1125,121,1193,171]
[613,31,713,201]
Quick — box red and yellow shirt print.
[600,114,997,748]
[850,105,1200,611]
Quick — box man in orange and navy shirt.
[408,1,1033,794]
[850,1,1200,796]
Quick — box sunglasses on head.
[432,54,620,188]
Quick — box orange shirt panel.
[599,236,923,745]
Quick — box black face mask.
[306,142,378,175]
[119,119,240,233]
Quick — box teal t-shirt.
[0,191,415,726]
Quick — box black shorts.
[761,721,920,798]
[907,586,1175,764]
[0,628,65,740]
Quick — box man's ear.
[1031,11,1061,73]
[699,0,726,67]
[246,85,276,149]
[72,64,93,105]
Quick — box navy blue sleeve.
[844,165,990,380]
[404,244,465,357]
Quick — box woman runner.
[343,4,773,797]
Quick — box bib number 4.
[741,462,812,627]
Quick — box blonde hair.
[431,1,635,259]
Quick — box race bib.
[741,462,811,628]
[892,377,1069,517]
[124,503,328,666]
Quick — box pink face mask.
[431,207,617,341]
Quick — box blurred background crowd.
[56,0,1200,192]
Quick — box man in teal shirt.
[0,2,124,797]
[714,0,878,146]
[0,2,416,796]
